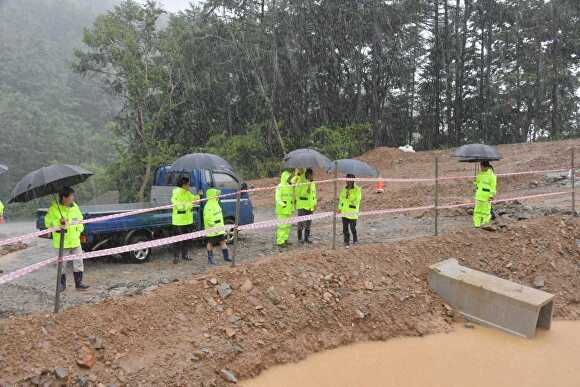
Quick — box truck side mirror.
[240,182,248,191]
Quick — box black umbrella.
[451,144,502,162]
[330,159,378,177]
[169,153,234,174]
[8,164,94,203]
[0,164,7,174]
[8,164,94,313]
[282,148,333,170]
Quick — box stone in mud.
[220,368,238,383]
[54,367,68,380]
[533,276,545,288]
[217,283,233,299]
[266,287,281,305]
[76,346,97,369]
[208,277,218,286]
[364,281,374,290]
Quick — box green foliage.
[206,125,281,180]
[309,124,374,161]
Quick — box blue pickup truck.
[37,166,254,263]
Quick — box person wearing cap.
[171,176,200,263]
[44,187,89,291]
[473,161,497,228]
[275,170,294,247]
[338,174,362,248]
[203,188,231,265]
[296,168,317,243]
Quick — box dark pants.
[297,209,313,241]
[342,218,358,245]
[173,225,193,259]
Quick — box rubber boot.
[73,272,89,291]
[305,229,312,244]
[60,274,66,291]
[222,248,232,262]
[207,251,215,265]
[297,228,303,244]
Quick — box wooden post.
[434,156,439,236]
[231,185,242,267]
[54,228,65,313]
[331,161,338,250]
[572,148,576,217]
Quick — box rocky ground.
[0,215,578,386]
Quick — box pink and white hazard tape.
[0,189,571,286]
[0,211,333,285]
[0,179,335,249]
[0,166,572,249]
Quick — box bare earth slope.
[0,216,578,385]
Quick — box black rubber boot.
[73,272,89,291]
[222,248,232,262]
[60,274,66,291]
[305,229,312,244]
[297,229,303,244]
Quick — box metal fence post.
[434,156,439,236]
[231,185,242,267]
[54,228,65,313]
[331,161,338,250]
[572,148,576,216]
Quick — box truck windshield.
[212,172,239,190]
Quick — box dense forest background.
[1,0,579,207]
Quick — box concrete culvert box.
[428,258,554,338]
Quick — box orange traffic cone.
[375,180,384,193]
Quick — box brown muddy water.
[243,321,580,387]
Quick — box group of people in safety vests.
[13,159,494,293]
[275,169,363,248]
[170,177,231,265]
[275,160,497,248]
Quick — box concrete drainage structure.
[428,258,554,338]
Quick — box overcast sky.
[154,0,195,13]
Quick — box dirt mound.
[0,216,578,385]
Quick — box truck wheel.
[124,234,152,263]
[225,218,236,244]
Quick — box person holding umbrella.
[296,168,317,243]
[171,176,200,263]
[275,170,295,247]
[338,174,362,248]
[473,161,497,228]
[44,187,89,291]
[203,188,231,265]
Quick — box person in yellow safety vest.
[291,168,305,208]
[44,187,89,291]
[0,199,4,224]
[171,176,200,263]
[296,168,317,244]
[203,188,231,265]
[275,170,295,247]
[473,161,497,228]
[338,174,362,248]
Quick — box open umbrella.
[168,153,234,174]
[8,164,94,203]
[329,159,378,177]
[451,144,502,162]
[282,148,333,170]
[0,164,7,175]
[8,164,94,313]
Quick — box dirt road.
[0,208,470,317]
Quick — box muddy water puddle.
[243,321,580,387]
